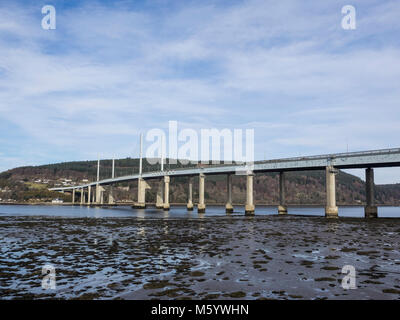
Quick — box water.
[0,204,399,218]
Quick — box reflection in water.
[162,211,169,219]
[326,220,340,233]
[163,222,169,235]
[137,227,146,237]
[136,209,145,219]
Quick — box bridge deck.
[49,147,400,191]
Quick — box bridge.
[49,147,400,218]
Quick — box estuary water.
[0,204,399,218]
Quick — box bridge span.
[49,147,400,218]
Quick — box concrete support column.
[278,172,288,215]
[245,172,255,215]
[225,174,233,213]
[100,187,104,205]
[95,184,100,204]
[87,185,91,205]
[95,185,105,205]
[133,178,149,209]
[72,189,75,204]
[325,166,338,218]
[80,188,84,205]
[197,173,206,213]
[187,178,194,210]
[163,176,170,211]
[108,186,115,205]
[365,168,378,218]
[156,180,164,209]
[137,178,146,208]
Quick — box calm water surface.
[0,204,399,218]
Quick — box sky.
[0,0,400,183]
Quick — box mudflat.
[1,215,399,300]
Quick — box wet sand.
[0,215,400,300]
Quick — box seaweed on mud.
[362,280,384,285]
[300,260,314,266]
[382,288,400,294]
[356,251,380,256]
[314,277,336,282]
[143,280,171,290]
[190,271,205,277]
[150,288,181,298]
[229,291,246,298]
[203,293,220,299]
[2,215,400,300]
[340,247,357,252]
[321,266,340,271]
[324,255,340,260]
[75,292,102,300]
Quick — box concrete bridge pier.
[163,176,170,211]
[133,178,149,209]
[365,168,378,218]
[197,173,206,213]
[325,166,339,218]
[72,189,75,204]
[95,185,105,205]
[225,174,233,214]
[100,187,104,205]
[80,188,85,205]
[187,178,194,210]
[95,184,100,204]
[245,172,255,215]
[278,172,288,215]
[87,186,91,205]
[156,180,164,209]
[108,186,115,205]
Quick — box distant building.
[52,198,64,204]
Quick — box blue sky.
[1,0,400,183]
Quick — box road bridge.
[50,147,400,218]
